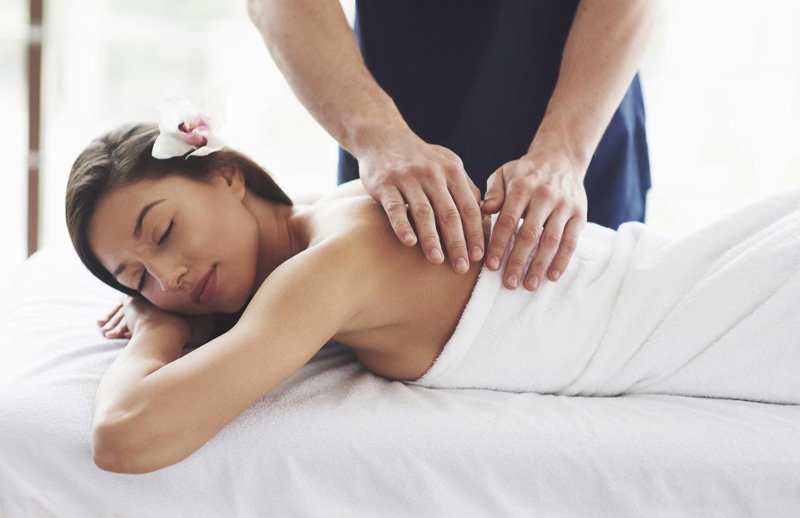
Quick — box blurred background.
[1,0,800,289]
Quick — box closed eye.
[136,220,174,293]
[158,220,174,245]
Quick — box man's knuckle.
[421,232,440,246]
[507,258,527,271]
[532,261,549,275]
[513,176,536,192]
[468,230,485,243]
[382,169,404,184]
[447,241,468,255]
[542,232,561,247]
[497,213,518,229]
[459,204,482,219]
[412,164,437,180]
[390,216,410,231]
[517,227,539,244]
[412,204,434,219]
[439,207,461,226]
[384,199,406,213]
[537,185,555,202]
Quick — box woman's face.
[88,171,259,315]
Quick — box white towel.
[410,188,800,404]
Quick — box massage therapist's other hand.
[481,151,588,291]
[97,297,215,348]
[358,132,484,274]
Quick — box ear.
[214,164,247,201]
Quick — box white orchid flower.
[151,97,225,159]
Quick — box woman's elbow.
[92,419,167,474]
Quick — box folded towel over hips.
[409,189,800,404]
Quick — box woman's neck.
[243,192,314,290]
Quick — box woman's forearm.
[531,0,659,170]
[247,0,412,157]
[92,324,187,472]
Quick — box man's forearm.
[532,0,659,170]
[247,0,411,157]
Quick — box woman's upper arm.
[108,240,369,472]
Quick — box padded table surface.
[1,247,798,517]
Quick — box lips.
[192,265,217,305]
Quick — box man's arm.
[247,0,400,159]
[482,0,659,291]
[247,0,484,274]
[537,0,658,168]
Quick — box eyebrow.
[111,198,167,279]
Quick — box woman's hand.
[97,297,216,347]
[97,302,131,340]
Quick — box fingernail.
[530,275,539,290]
[507,274,518,289]
[404,233,416,244]
[471,247,483,261]
[431,248,444,263]
[456,257,468,273]
[551,270,561,281]
[488,256,500,270]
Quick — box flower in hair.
[151,97,225,159]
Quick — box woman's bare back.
[299,194,487,381]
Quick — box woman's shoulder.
[279,196,438,311]
[306,195,405,246]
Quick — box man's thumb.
[481,167,505,213]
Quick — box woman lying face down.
[67,123,488,473]
[67,121,800,474]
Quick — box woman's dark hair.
[65,122,292,299]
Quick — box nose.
[149,261,188,293]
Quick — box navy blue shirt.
[338,0,651,229]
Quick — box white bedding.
[413,189,800,404]
[1,241,799,516]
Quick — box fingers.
[484,187,528,274]
[422,181,470,272]
[377,185,418,247]
[360,140,488,273]
[105,320,131,340]
[481,167,506,215]
[97,302,131,340]
[546,216,585,282]
[377,161,482,273]
[96,303,123,327]
[402,182,446,265]
[99,306,130,340]
[446,177,485,264]
[494,192,556,290]
[521,208,571,291]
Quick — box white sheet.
[1,241,800,516]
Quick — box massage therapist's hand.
[358,132,484,274]
[97,297,215,348]
[481,150,588,291]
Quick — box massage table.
[1,234,799,516]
